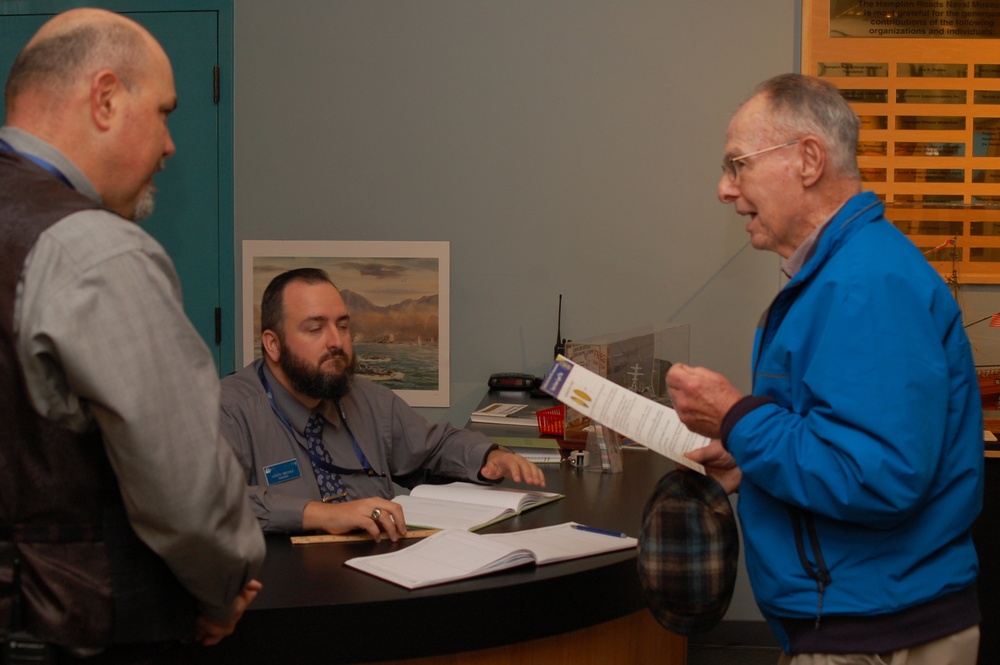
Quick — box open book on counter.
[344,522,637,589]
[540,355,709,473]
[393,482,563,531]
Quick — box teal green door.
[0,6,233,374]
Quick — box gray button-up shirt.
[220,359,496,533]
[5,126,265,621]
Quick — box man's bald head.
[2,8,177,222]
[5,9,158,115]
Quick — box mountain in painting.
[341,289,439,345]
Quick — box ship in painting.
[355,360,404,382]
[355,352,403,382]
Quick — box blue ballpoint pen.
[571,523,628,538]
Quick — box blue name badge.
[264,458,302,485]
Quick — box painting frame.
[242,240,450,407]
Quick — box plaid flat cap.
[637,470,739,636]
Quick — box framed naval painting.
[242,240,450,407]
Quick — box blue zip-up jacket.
[722,191,983,653]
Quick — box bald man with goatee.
[0,8,264,660]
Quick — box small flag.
[990,313,1000,328]
[924,238,955,255]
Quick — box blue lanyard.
[0,138,74,190]
[256,363,382,477]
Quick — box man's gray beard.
[133,186,156,221]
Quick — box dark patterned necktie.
[304,411,347,502]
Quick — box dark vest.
[0,148,197,647]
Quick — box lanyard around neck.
[0,138,74,190]
[256,362,382,477]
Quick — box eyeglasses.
[721,139,801,182]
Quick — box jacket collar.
[786,191,883,288]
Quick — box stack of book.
[469,402,541,427]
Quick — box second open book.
[393,482,563,531]
[344,522,637,589]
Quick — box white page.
[394,495,510,530]
[472,403,528,417]
[483,522,637,565]
[344,529,535,589]
[409,481,560,511]
[541,356,708,473]
[506,448,562,464]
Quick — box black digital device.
[554,294,566,359]
[488,373,539,391]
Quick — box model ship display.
[935,236,1000,413]
[979,367,1000,412]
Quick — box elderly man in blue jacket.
[667,73,982,664]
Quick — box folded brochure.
[540,355,708,473]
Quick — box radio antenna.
[554,294,566,359]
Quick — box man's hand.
[302,497,407,542]
[666,363,744,439]
[480,448,546,488]
[195,579,263,646]
[684,439,742,494]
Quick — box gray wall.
[232,0,799,622]
[231,0,799,386]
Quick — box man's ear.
[261,329,281,363]
[799,135,825,187]
[90,69,121,131]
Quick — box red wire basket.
[535,405,565,436]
